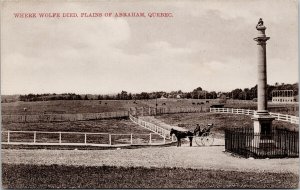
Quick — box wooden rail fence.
[210,108,299,124]
[2,111,129,123]
[1,130,167,147]
[130,107,207,116]
[129,115,172,140]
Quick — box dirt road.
[2,144,298,175]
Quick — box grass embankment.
[2,164,298,189]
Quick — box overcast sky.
[1,0,298,95]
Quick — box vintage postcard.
[1,0,299,189]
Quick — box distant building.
[272,90,294,103]
[294,95,298,102]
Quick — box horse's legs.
[189,137,193,146]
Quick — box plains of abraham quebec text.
[13,12,174,18]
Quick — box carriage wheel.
[195,136,202,146]
[201,132,214,146]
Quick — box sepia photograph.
[1,0,299,188]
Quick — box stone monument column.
[252,18,275,146]
[254,18,269,115]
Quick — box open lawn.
[2,163,298,189]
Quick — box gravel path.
[2,145,298,175]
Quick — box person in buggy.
[194,123,214,136]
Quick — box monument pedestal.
[251,113,275,148]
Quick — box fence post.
[130,133,133,144]
[109,134,112,145]
[164,135,166,144]
[34,131,36,143]
[149,133,152,144]
[84,133,87,144]
[59,132,61,144]
[7,131,10,143]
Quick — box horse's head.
[170,128,175,136]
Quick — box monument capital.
[254,18,270,43]
[256,18,266,30]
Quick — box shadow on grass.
[1,142,178,150]
[2,163,298,189]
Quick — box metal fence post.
[130,133,133,144]
[109,134,112,145]
[149,133,152,144]
[164,135,166,144]
[84,133,87,144]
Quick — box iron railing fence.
[225,128,299,158]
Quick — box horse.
[170,128,194,147]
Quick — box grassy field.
[1,99,212,115]
[1,100,140,115]
[1,119,165,145]
[1,99,298,144]
[2,118,146,133]
[156,112,299,135]
[2,99,298,115]
[2,164,298,189]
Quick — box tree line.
[16,83,298,102]
[226,83,298,100]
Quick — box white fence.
[1,130,166,147]
[129,114,172,140]
[210,108,299,124]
